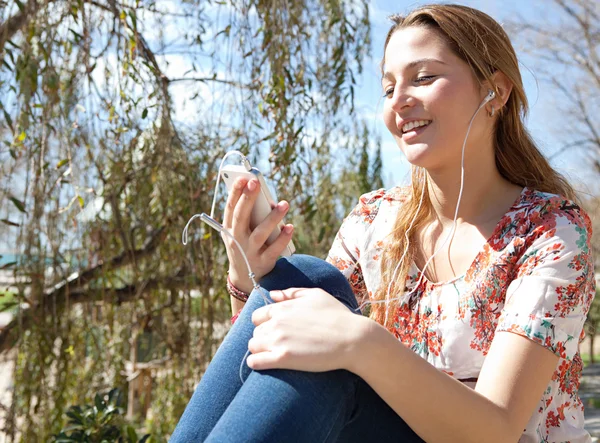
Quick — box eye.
[415,75,436,84]
[382,87,394,98]
[382,75,437,98]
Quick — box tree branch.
[169,77,250,89]
[0,0,42,55]
[0,266,188,353]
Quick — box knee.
[260,254,358,312]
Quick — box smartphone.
[219,164,295,257]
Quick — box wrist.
[227,270,254,294]
[346,316,391,376]
[227,275,251,302]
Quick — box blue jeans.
[171,254,425,442]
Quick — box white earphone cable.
[182,151,270,384]
[357,91,495,322]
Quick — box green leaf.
[14,0,25,11]
[16,131,26,142]
[56,159,68,169]
[94,393,104,412]
[77,196,84,209]
[107,388,121,406]
[128,10,137,29]
[1,219,19,227]
[141,108,148,119]
[126,425,137,442]
[317,226,326,243]
[9,196,26,213]
[3,110,13,131]
[69,29,83,42]
[5,48,15,66]
[66,406,85,425]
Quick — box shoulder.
[520,188,592,238]
[349,186,410,224]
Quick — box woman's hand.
[246,288,369,373]
[224,177,294,293]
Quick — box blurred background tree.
[0,0,381,439]
[507,0,599,175]
[2,0,600,440]
[507,0,600,363]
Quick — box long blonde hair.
[373,4,577,329]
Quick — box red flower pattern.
[326,187,595,442]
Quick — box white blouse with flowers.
[326,186,595,443]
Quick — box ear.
[484,71,513,111]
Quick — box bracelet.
[227,275,250,302]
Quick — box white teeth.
[402,120,431,133]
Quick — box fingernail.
[284,224,293,234]
[248,180,257,191]
[278,201,289,211]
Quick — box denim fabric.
[170,254,425,443]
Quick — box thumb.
[270,287,307,302]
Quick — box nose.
[389,87,415,113]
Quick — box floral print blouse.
[326,186,595,443]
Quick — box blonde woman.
[172,4,595,442]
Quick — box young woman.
[172,4,594,442]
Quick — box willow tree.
[0,0,373,439]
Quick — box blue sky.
[357,0,594,193]
[2,0,593,256]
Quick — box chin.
[399,142,437,169]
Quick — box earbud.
[483,89,495,105]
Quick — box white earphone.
[483,89,495,105]
[375,88,499,325]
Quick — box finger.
[252,321,268,338]
[247,336,270,354]
[223,177,248,229]
[261,224,294,260]
[246,351,280,371]
[249,201,290,247]
[232,179,260,237]
[252,303,275,326]
[270,288,305,302]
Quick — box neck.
[424,151,521,225]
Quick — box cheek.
[427,83,454,117]
[382,102,397,133]
[431,79,477,123]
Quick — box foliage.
[584,289,600,363]
[53,388,150,443]
[0,290,18,313]
[0,0,377,439]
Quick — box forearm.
[231,296,246,317]
[352,318,517,443]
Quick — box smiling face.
[381,26,493,172]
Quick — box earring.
[488,106,495,117]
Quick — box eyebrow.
[382,57,448,81]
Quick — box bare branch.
[169,77,250,89]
